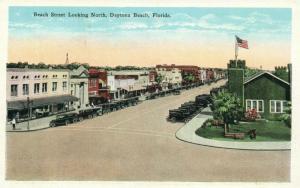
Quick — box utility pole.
[27,97,33,130]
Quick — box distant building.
[156,64,200,85]
[98,70,110,102]
[199,68,207,84]
[107,70,149,100]
[227,60,291,119]
[206,68,215,81]
[88,69,100,97]
[88,69,110,105]
[69,65,89,109]
[149,70,157,83]
[155,65,182,90]
[7,67,78,121]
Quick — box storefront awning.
[7,95,79,110]
[121,85,146,92]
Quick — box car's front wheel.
[50,122,56,127]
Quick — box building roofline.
[7,68,70,72]
[244,71,290,85]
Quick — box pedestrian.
[12,118,16,130]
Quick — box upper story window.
[42,83,48,93]
[22,84,29,95]
[89,79,97,87]
[34,83,40,94]
[62,81,67,91]
[10,84,18,96]
[52,82,57,92]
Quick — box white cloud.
[228,12,274,25]
[197,13,244,31]
[250,12,274,24]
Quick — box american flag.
[236,36,248,49]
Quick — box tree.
[155,73,164,84]
[210,91,244,134]
[281,102,291,128]
[182,72,195,83]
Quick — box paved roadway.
[6,80,290,181]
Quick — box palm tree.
[210,90,243,134]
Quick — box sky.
[8,7,291,69]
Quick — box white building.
[155,67,182,90]
[69,65,89,109]
[199,69,207,84]
[7,67,78,121]
[107,70,149,100]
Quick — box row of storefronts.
[7,64,226,122]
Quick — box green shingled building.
[227,60,291,119]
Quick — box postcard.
[1,1,300,188]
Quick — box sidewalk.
[6,116,55,132]
[175,107,291,150]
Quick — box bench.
[224,132,245,139]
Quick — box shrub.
[244,108,260,121]
[202,118,213,128]
[280,102,291,128]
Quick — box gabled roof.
[244,71,290,85]
[70,65,89,77]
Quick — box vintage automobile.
[173,90,181,95]
[78,107,102,120]
[49,112,79,127]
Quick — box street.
[6,80,290,181]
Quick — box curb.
[175,111,291,151]
[6,126,50,133]
[175,134,291,151]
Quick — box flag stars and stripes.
[236,35,249,49]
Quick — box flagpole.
[235,36,238,67]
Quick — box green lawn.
[195,120,291,142]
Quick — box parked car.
[49,113,79,127]
[78,107,101,120]
[173,90,181,95]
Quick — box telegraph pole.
[27,97,32,130]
